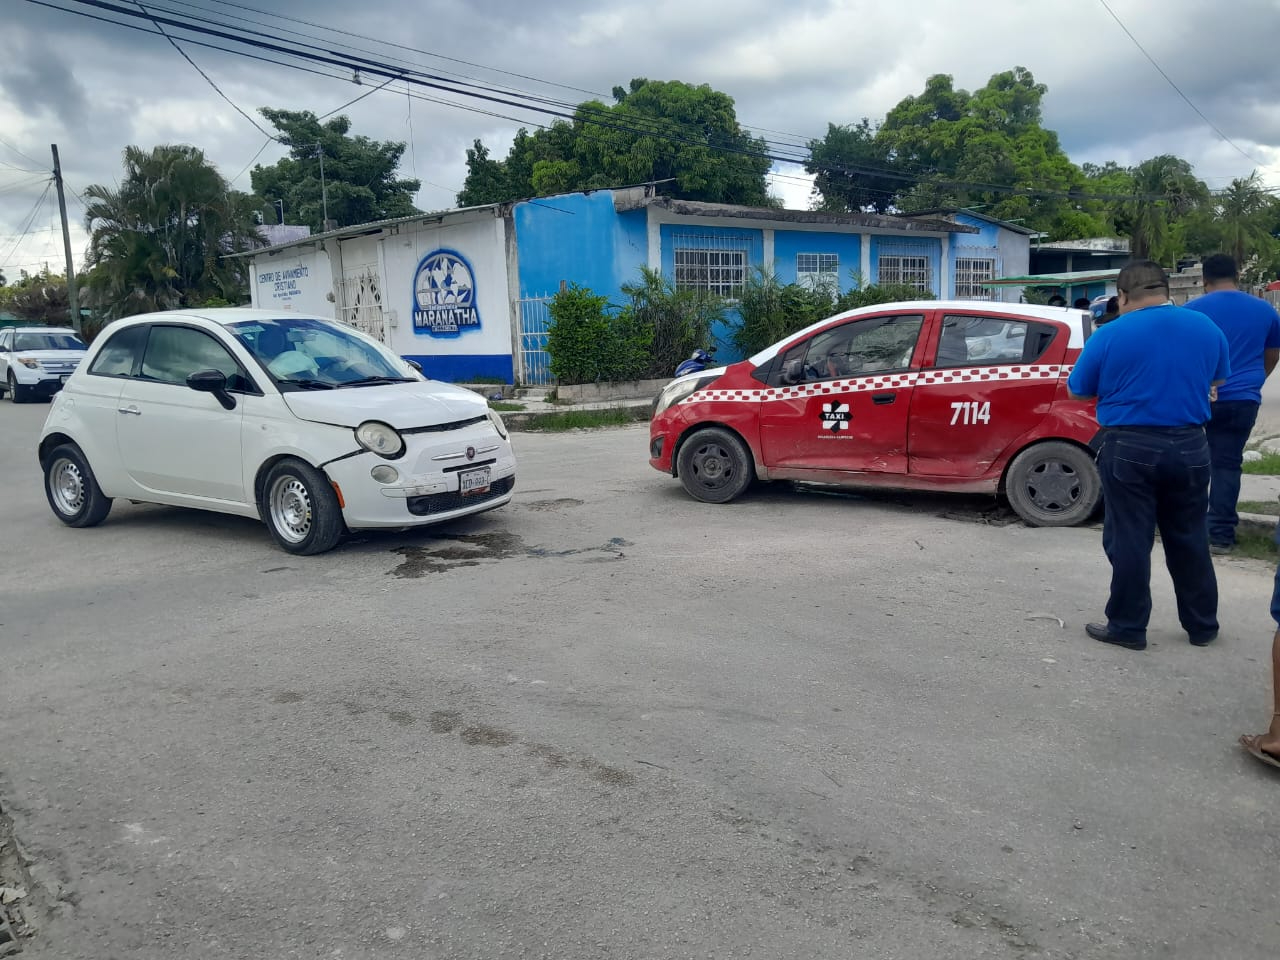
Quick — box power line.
[29,0,1226,207]
[1096,0,1263,167]
[0,180,56,273]
[0,135,44,170]
[131,0,279,141]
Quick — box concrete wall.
[250,246,333,315]
[952,213,1030,304]
[379,212,514,382]
[772,230,863,292]
[513,191,649,301]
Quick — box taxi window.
[776,315,924,385]
[935,315,1057,368]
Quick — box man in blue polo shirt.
[1068,260,1230,650]
[1186,254,1280,553]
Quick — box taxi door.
[907,311,1066,478]
[758,312,928,475]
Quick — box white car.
[38,309,516,554]
[0,325,88,402]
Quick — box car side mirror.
[405,358,423,373]
[782,358,806,384]
[187,369,236,410]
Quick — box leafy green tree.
[0,267,71,325]
[1114,155,1208,263]
[82,144,262,319]
[251,109,421,231]
[805,119,900,214]
[810,67,1103,236]
[1212,173,1276,267]
[458,78,774,206]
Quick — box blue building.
[243,185,1033,385]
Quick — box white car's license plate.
[459,467,491,495]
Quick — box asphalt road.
[1,400,1278,960]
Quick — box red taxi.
[649,301,1100,526]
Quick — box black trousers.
[1097,426,1218,641]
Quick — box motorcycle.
[674,348,715,378]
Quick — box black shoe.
[1189,630,1219,647]
[1209,543,1234,556]
[1086,622,1147,650]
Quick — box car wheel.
[1005,441,1100,527]
[677,427,755,504]
[262,458,345,555]
[43,443,113,528]
[7,372,23,403]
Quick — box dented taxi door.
[758,312,928,475]
[906,311,1067,478]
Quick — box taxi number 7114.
[950,401,991,425]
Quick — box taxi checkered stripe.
[682,364,1071,404]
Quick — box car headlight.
[488,408,508,439]
[354,420,405,459]
[18,358,40,369]
[654,375,718,416]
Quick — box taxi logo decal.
[821,401,850,433]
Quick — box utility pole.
[317,145,331,231]
[51,144,80,335]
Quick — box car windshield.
[227,317,416,390]
[14,332,86,351]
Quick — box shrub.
[731,267,837,356]
[618,267,723,378]
[546,284,611,384]
[834,277,934,312]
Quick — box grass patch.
[459,376,509,385]
[1239,500,1280,516]
[516,408,648,432]
[1242,452,1280,475]
[488,401,526,412]
[1233,525,1277,562]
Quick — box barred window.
[797,253,839,290]
[955,257,997,300]
[674,248,747,297]
[878,254,931,292]
[672,232,754,298]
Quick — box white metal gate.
[516,294,554,386]
[337,266,387,343]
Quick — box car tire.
[43,443,113,528]
[677,427,755,504]
[261,458,345,555]
[1005,441,1100,527]
[7,372,23,403]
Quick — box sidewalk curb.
[1239,512,1278,538]
[503,403,652,432]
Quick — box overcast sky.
[3,0,1279,281]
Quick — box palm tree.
[1120,155,1208,264]
[1213,172,1275,267]
[83,145,262,319]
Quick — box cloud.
[3,0,1279,275]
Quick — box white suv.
[0,325,88,402]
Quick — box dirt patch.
[459,725,517,747]
[520,498,585,511]
[385,711,416,727]
[577,759,637,786]
[428,710,462,734]
[270,690,305,704]
[391,533,632,577]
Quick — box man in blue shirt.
[1068,260,1230,650]
[1186,254,1280,553]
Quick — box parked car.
[649,301,1100,526]
[0,325,88,402]
[38,309,516,554]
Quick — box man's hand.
[1210,384,1219,402]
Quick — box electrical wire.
[0,135,45,170]
[25,0,1255,206]
[131,0,279,141]
[0,180,55,274]
[1096,0,1263,167]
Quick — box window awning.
[983,269,1121,288]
